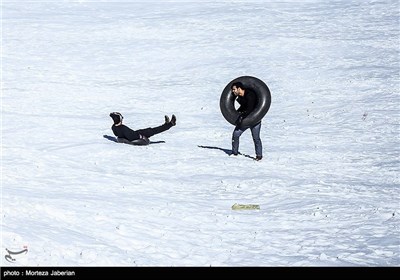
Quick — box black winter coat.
[236,88,258,118]
[112,124,141,141]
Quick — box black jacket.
[112,124,141,141]
[236,88,258,118]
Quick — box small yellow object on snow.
[231,203,260,210]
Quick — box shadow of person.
[197,145,232,155]
[103,135,165,145]
[103,135,118,142]
[197,145,256,160]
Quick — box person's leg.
[250,122,262,158]
[232,126,245,155]
[137,123,173,138]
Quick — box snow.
[1,0,399,266]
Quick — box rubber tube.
[220,76,271,127]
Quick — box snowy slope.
[1,0,399,266]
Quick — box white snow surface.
[1,0,399,266]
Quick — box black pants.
[136,123,172,138]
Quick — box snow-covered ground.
[1,0,399,266]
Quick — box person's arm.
[236,97,245,113]
[235,97,245,126]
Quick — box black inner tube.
[117,137,149,146]
[220,76,271,127]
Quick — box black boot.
[170,114,176,126]
[164,115,170,124]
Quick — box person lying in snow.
[109,112,176,145]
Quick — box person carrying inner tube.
[231,82,263,161]
[109,112,176,144]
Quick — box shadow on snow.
[103,135,165,145]
[197,145,256,160]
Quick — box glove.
[235,114,244,127]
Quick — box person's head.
[110,112,123,125]
[231,82,245,96]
